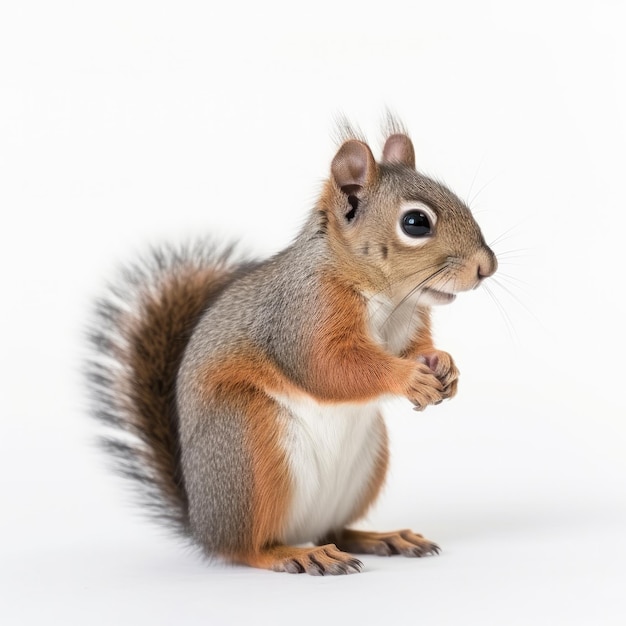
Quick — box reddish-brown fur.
[306,275,418,401]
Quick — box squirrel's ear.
[382,134,416,168]
[331,140,378,194]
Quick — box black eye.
[402,211,432,237]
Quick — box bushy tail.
[87,242,242,535]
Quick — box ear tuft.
[382,134,416,168]
[331,140,378,193]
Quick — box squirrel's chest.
[366,292,425,356]
[271,393,387,545]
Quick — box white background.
[1,1,625,624]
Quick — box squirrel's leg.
[229,386,363,575]
[319,528,440,557]
[186,377,362,575]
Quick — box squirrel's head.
[319,131,497,305]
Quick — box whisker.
[489,224,525,249]
[363,261,446,310]
[490,276,541,325]
[370,265,448,342]
[404,271,457,336]
[494,249,535,259]
[494,271,530,287]
[469,173,499,207]
[466,150,488,206]
[362,262,448,340]
[380,264,451,329]
[483,283,517,341]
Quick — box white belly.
[272,393,388,545]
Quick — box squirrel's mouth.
[421,287,457,305]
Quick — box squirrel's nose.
[476,248,498,282]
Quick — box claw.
[284,559,305,574]
[346,558,364,574]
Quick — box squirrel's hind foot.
[320,528,440,558]
[237,544,363,576]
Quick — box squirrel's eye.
[402,211,432,237]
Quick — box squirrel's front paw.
[417,350,459,402]
[407,362,444,411]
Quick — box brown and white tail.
[86,241,246,535]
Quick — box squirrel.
[88,121,497,576]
